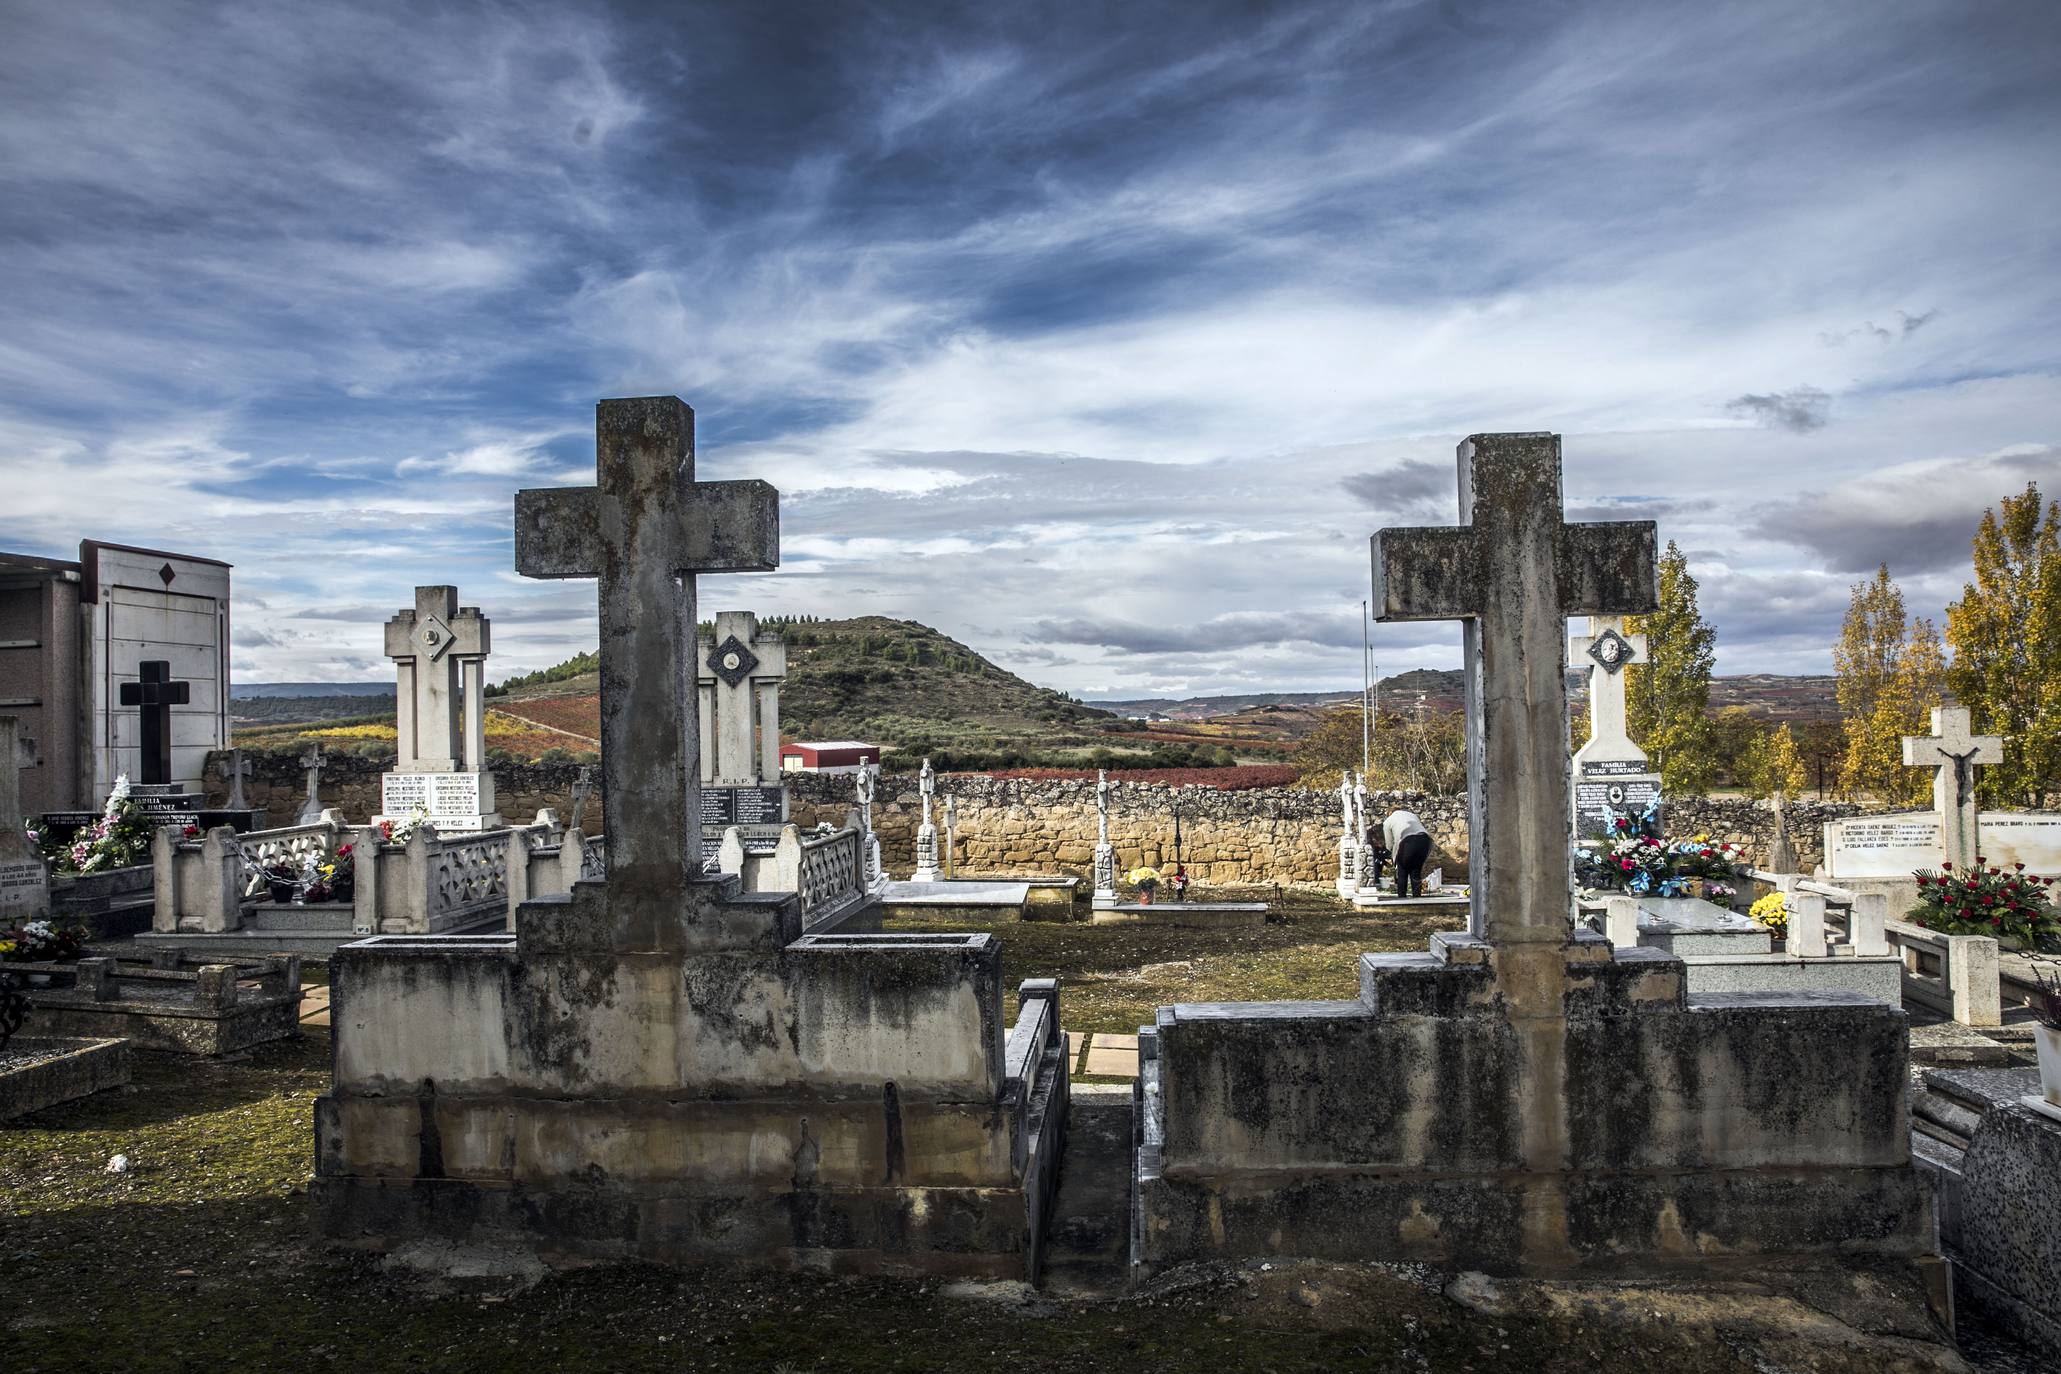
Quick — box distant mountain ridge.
[232,682,395,699]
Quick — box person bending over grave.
[1381,807,1431,899]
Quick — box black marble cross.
[119,661,191,785]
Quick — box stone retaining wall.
[209,751,1869,886]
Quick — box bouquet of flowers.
[1909,858,2059,950]
[1748,890,1789,937]
[0,918,88,962]
[44,775,153,876]
[379,807,431,845]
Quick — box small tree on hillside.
[1946,483,2061,807]
[1625,541,1719,794]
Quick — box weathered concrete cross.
[383,586,490,773]
[1902,705,2001,873]
[120,660,190,785]
[514,397,778,908]
[215,747,254,811]
[1374,434,1657,945]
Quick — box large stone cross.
[119,660,190,785]
[1569,615,1648,767]
[514,397,779,908]
[1902,706,2001,873]
[383,586,490,773]
[1374,434,1657,945]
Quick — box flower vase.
[268,880,295,904]
[2037,1025,2061,1108]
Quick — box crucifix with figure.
[1373,433,1657,948]
[120,660,191,785]
[514,396,779,931]
[1903,705,2001,873]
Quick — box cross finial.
[1373,434,1658,946]
[514,397,778,924]
[1902,705,2002,871]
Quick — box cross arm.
[514,487,601,579]
[682,480,780,571]
[1555,521,1659,616]
[1371,526,1481,622]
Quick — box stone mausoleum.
[0,539,233,815]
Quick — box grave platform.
[879,878,1031,922]
[312,878,1071,1279]
[0,1036,131,1121]
[1090,900,1266,928]
[131,901,507,960]
[1135,933,1935,1279]
[19,951,302,1055]
[1581,894,1905,1006]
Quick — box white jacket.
[1382,810,1429,853]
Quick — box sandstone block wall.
[208,751,1867,887]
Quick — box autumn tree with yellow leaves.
[1945,483,2061,807]
[1833,565,1945,803]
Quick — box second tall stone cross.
[515,397,779,915]
[1373,434,1658,946]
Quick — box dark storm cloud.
[1725,387,1832,433]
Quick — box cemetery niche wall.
[0,540,235,817]
[1133,434,1935,1280]
[312,397,1068,1279]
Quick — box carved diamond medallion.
[414,613,456,661]
[709,634,758,687]
[1587,626,1634,674]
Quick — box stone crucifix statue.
[296,744,327,826]
[911,757,941,882]
[1902,705,2002,873]
[1351,771,1377,893]
[1335,770,1361,896]
[854,764,885,891]
[1092,769,1117,905]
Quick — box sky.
[2,0,2057,699]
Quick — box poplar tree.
[1625,541,1718,794]
[1832,566,1909,799]
[1946,483,2061,807]
[1747,722,1808,802]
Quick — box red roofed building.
[779,741,882,775]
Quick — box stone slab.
[1908,1021,2012,1068]
[1080,1037,1140,1078]
[1679,953,1903,1004]
[0,1036,131,1121]
[880,880,1031,906]
[1348,892,1470,912]
[1952,1099,2061,1361]
[1090,901,1266,928]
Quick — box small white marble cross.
[1373,433,1658,945]
[1569,615,1648,767]
[1902,706,2002,872]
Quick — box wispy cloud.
[2,0,2058,691]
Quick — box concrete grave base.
[312,877,1070,1279]
[23,954,303,1055]
[1349,892,1472,914]
[1134,935,1936,1279]
[0,1036,131,1121]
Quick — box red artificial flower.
[181,824,200,839]
[1941,860,1953,871]
[2014,862,2026,872]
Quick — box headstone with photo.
[694,610,788,844]
[0,716,51,922]
[1569,614,1661,840]
[376,585,501,832]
